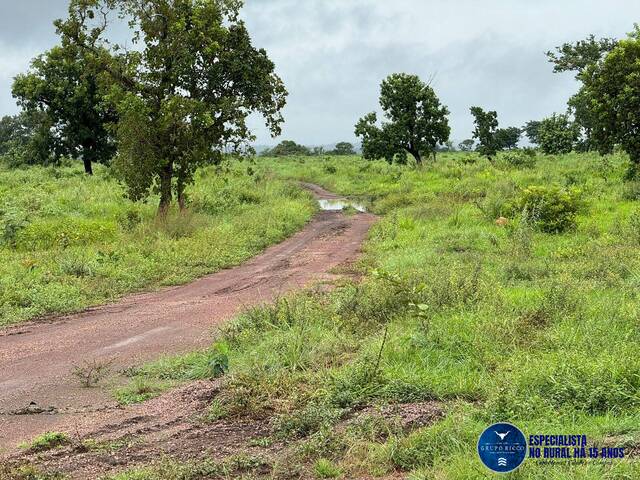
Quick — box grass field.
[112,151,640,479]
[0,162,316,326]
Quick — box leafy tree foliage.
[0,112,57,166]
[495,127,521,150]
[523,120,542,146]
[547,35,618,152]
[546,34,617,76]
[458,139,475,152]
[56,0,287,213]
[12,45,116,175]
[581,28,640,177]
[537,114,578,155]
[355,73,450,164]
[266,140,310,157]
[331,142,355,156]
[470,107,499,159]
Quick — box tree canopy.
[523,120,542,146]
[331,142,356,156]
[547,34,618,152]
[458,139,475,152]
[355,73,450,164]
[12,45,116,175]
[580,27,640,177]
[265,140,310,157]
[470,107,499,159]
[56,0,287,212]
[495,127,521,150]
[537,113,578,155]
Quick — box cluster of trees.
[3,1,640,208]
[261,140,356,157]
[1,0,287,214]
[521,30,640,168]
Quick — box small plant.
[117,208,142,232]
[115,378,167,405]
[71,358,114,387]
[510,186,583,233]
[19,432,70,452]
[206,342,230,378]
[313,458,342,479]
[324,164,337,174]
[0,206,29,247]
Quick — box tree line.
[2,2,640,214]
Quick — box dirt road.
[0,184,376,453]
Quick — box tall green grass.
[13,151,640,478]
[0,162,315,326]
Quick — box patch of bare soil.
[3,377,444,479]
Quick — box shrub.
[324,164,337,174]
[510,186,583,233]
[0,206,29,247]
[117,208,142,232]
[501,150,536,169]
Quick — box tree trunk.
[158,162,173,217]
[177,180,186,211]
[410,149,422,164]
[83,156,93,176]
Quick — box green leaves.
[58,0,287,211]
[537,113,579,155]
[470,106,499,159]
[355,74,450,164]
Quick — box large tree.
[581,28,640,178]
[0,111,57,166]
[523,120,542,146]
[495,126,521,150]
[470,107,499,159]
[546,34,618,152]
[537,113,579,155]
[331,142,355,156]
[12,45,116,175]
[355,73,450,164]
[266,140,310,157]
[458,139,474,152]
[56,0,287,213]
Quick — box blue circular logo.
[477,422,527,473]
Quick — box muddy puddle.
[318,199,366,213]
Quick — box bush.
[510,186,583,233]
[622,180,640,200]
[501,150,536,169]
[0,206,29,247]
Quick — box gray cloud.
[1,0,639,145]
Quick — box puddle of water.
[318,199,366,213]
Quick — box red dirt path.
[0,184,376,453]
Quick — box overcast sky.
[1,1,639,146]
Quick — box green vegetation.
[470,107,500,159]
[114,152,640,478]
[0,163,315,326]
[19,432,70,453]
[356,73,450,164]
